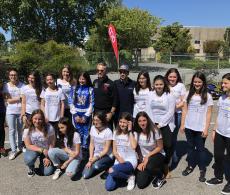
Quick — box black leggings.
[0,112,5,148]
[160,125,173,165]
[136,153,165,189]
[214,132,230,181]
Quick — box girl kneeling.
[48,117,82,180]
[105,112,137,191]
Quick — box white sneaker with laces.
[127,175,135,191]
[9,152,17,160]
[52,169,62,180]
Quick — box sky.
[1,0,230,41]
[123,0,230,27]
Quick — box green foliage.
[0,0,121,46]
[223,27,230,57]
[154,22,192,56]
[203,40,223,55]
[86,7,161,67]
[0,33,5,46]
[9,40,89,79]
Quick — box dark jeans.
[160,125,173,165]
[0,112,5,148]
[105,162,134,191]
[172,112,181,154]
[185,128,206,171]
[136,153,165,189]
[214,132,230,181]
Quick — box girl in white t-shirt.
[148,75,176,178]
[180,72,213,182]
[134,111,165,189]
[57,65,73,119]
[40,73,65,136]
[21,71,42,127]
[206,73,230,194]
[83,111,114,179]
[133,71,152,118]
[24,109,55,177]
[48,117,82,180]
[105,112,137,191]
[3,68,25,160]
[165,68,186,162]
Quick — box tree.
[154,22,192,54]
[223,27,230,57]
[0,33,5,46]
[0,0,121,46]
[85,7,161,67]
[203,40,223,55]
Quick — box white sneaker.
[9,152,17,160]
[52,169,62,180]
[127,175,135,191]
[22,147,26,153]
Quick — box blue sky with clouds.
[1,0,230,41]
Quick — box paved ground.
[0,101,229,195]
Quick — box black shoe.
[100,171,108,180]
[221,182,230,195]
[182,166,194,176]
[152,177,167,189]
[199,170,206,182]
[27,168,35,177]
[205,178,223,186]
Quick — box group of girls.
[0,65,230,194]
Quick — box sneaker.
[8,152,17,160]
[127,175,135,191]
[52,169,62,180]
[182,166,194,176]
[152,177,167,189]
[199,170,206,182]
[27,168,35,177]
[100,171,109,180]
[0,148,7,157]
[221,182,230,195]
[205,178,223,186]
[22,147,26,153]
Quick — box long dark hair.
[28,109,48,138]
[59,64,73,82]
[222,73,230,94]
[58,117,75,148]
[153,75,170,94]
[134,111,155,141]
[135,71,151,95]
[93,111,108,128]
[187,72,207,105]
[165,68,183,85]
[28,71,42,101]
[116,112,133,135]
[76,71,93,87]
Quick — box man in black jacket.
[93,62,117,130]
[114,65,135,125]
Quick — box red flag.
[108,24,119,66]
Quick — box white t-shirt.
[216,95,230,138]
[149,91,176,132]
[57,79,71,109]
[23,125,55,149]
[133,88,150,117]
[113,131,138,169]
[3,82,25,114]
[184,92,213,132]
[90,125,113,157]
[64,132,82,159]
[136,130,164,158]
[21,85,40,114]
[40,88,65,122]
[170,82,186,113]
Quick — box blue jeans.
[24,150,54,176]
[185,128,206,171]
[105,162,134,191]
[172,112,182,154]
[82,155,114,179]
[48,148,81,177]
[6,114,23,152]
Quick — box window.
[194,40,200,44]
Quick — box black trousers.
[0,112,5,148]
[136,153,165,189]
[160,125,173,165]
[214,132,230,181]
